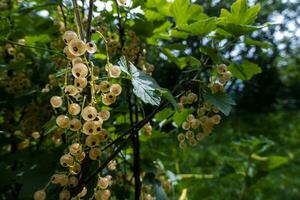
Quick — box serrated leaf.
[177,17,216,36]
[203,92,236,116]
[228,60,262,80]
[217,23,264,36]
[130,63,161,106]
[118,56,130,76]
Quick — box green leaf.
[228,60,262,80]
[130,63,161,106]
[158,88,177,109]
[244,38,272,49]
[155,108,174,122]
[257,156,289,171]
[173,109,193,126]
[220,0,261,25]
[0,17,10,40]
[145,9,165,21]
[203,92,236,116]
[177,17,216,36]
[42,116,57,135]
[217,23,263,36]
[170,0,190,25]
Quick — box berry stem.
[72,0,85,41]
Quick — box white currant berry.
[33,190,46,200]
[52,174,68,186]
[109,65,121,78]
[102,92,116,106]
[177,133,185,142]
[110,83,122,96]
[70,163,81,175]
[69,143,82,156]
[81,106,97,121]
[69,118,82,131]
[97,81,110,93]
[72,63,88,78]
[108,160,117,171]
[85,135,100,147]
[68,176,78,188]
[98,177,109,189]
[99,110,110,121]
[95,189,111,200]
[68,103,81,115]
[56,115,70,128]
[50,96,63,108]
[89,147,101,160]
[63,30,78,44]
[60,154,74,167]
[59,190,71,200]
[74,77,88,88]
[181,121,190,130]
[82,121,95,135]
[64,85,80,96]
[64,46,76,59]
[86,41,97,53]
[71,57,83,66]
[68,38,86,56]
[78,187,87,197]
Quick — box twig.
[59,3,67,30]
[86,0,94,43]
[72,0,85,40]
[5,40,63,55]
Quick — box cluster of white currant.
[209,64,232,94]
[0,70,31,94]
[33,30,122,199]
[176,92,222,148]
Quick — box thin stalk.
[86,0,94,43]
[72,0,85,40]
[59,3,67,30]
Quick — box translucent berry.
[56,115,70,128]
[176,103,184,111]
[60,154,74,167]
[85,135,100,147]
[95,189,111,200]
[59,190,71,200]
[64,46,76,59]
[186,114,195,122]
[63,30,78,44]
[216,64,227,74]
[185,130,194,139]
[89,147,101,160]
[50,96,63,108]
[187,92,198,103]
[76,151,86,162]
[93,120,103,134]
[99,110,110,121]
[71,57,83,66]
[110,83,122,96]
[97,81,110,93]
[74,77,88,88]
[69,143,82,156]
[181,121,190,130]
[82,121,95,135]
[72,63,88,78]
[109,65,121,78]
[98,177,109,189]
[189,138,197,146]
[68,103,81,115]
[86,41,97,53]
[179,95,188,104]
[68,38,86,57]
[52,174,68,186]
[222,71,232,82]
[78,187,87,197]
[190,119,200,129]
[70,163,81,175]
[108,160,117,171]
[64,85,80,96]
[81,106,97,121]
[68,176,78,188]
[33,190,46,200]
[98,129,109,141]
[196,132,206,141]
[211,114,221,124]
[177,133,185,142]
[102,92,116,106]
[69,118,82,131]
